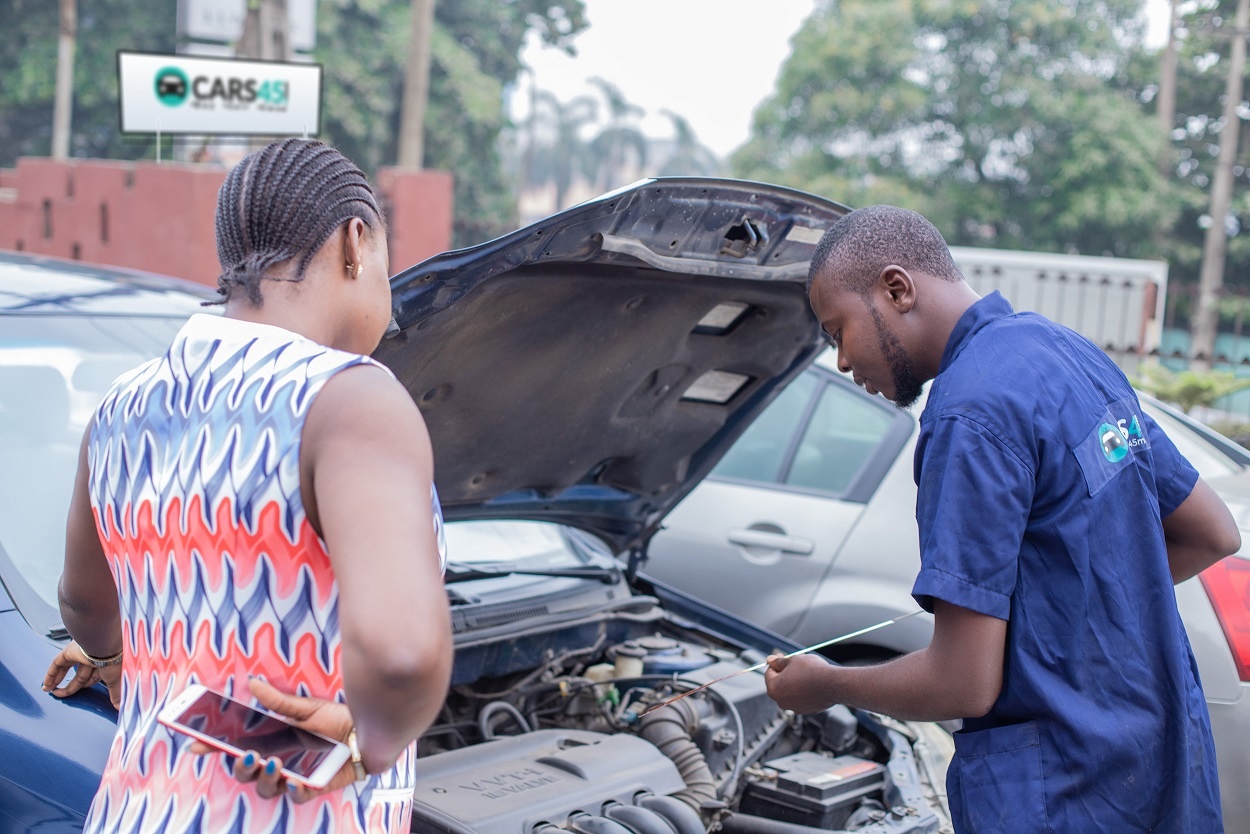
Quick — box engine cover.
[411,729,686,834]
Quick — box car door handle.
[726,528,815,555]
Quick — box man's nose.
[836,350,851,373]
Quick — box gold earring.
[356,263,363,276]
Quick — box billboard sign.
[177,0,316,52]
[118,51,322,136]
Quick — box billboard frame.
[116,49,324,138]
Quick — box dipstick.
[638,609,925,716]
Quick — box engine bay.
[415,584,945,834]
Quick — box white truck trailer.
[951,246,1168,373]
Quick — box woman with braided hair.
[42,138,453,833]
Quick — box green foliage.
[0,0,175,161]
[314,0,587,247]
[732,0,1173,258]
[1122,0,1250,295]
[1135,364,1250,412]
[1207,419,1250,449]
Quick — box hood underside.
[374,178,850,554]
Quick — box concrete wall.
[0,158,453,288]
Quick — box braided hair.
[213,138,384,305]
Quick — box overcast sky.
[515,0,1172,161]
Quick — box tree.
[525,90,599,210]
[732,0,1173,257]
[313,0,588,246]
[0,0,175,163]
[587,77,647,191]
[1193,0,1250,368]
[656,110,721,177]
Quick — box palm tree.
[527,90,599,211]
[587,77,647,192]
[656,110,721,177]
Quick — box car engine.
[414,584,947,834]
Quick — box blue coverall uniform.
[913,292,1222,833]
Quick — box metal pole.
[397,0,437,170]
[51,0,77,160]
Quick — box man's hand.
[765,652,840,714]
[42,642,122,709]
[189,678,359,803]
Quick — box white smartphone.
[157,684,353,789]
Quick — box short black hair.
[213,138,384,304]
[808,205,962,297]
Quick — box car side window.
[710,371,818,484]
[784,379,894,494]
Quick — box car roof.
[0,250,214,317]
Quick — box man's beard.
[869,305,923,409]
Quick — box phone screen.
[170,689,340,779]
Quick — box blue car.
[0,179,955,834]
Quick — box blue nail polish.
[287,782,298,793]
[243,752,256,768]
[265,759,276,775]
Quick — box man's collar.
[938,291,1015,373]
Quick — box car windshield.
[0,314,186,620]
[444,519,606,569]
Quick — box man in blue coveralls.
[764,205,1242,833]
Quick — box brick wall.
[0,158,453,287]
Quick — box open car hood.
[375,178,850,555]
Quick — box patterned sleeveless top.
[82,314,447,834]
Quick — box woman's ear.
[343,218,367,278]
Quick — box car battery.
[740,752,886,829]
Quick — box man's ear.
[343,218,367,278]
[879,265,916,314]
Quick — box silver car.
[647,348,1250,830]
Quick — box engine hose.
[636,794,705,834]
[477,700,532,740]
[718,812,850,834]
[604,803,678,834]
[637,698,717,814]
[568,813,635,834]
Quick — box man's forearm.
[827,648,999,722]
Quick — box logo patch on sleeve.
[1075,400,1148,496]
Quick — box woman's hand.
[189,677,363,803]
[42,642,122,709]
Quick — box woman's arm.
[300,365,454,774]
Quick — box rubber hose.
[605,804,678,834]
[636,795,705,834]
[718,812,850,834]
[568,813,635,834]
[477,700,531,740]
[637,698,717,814]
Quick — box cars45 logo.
[1099,414,1146,464]
[155,67,189,106]
[1099,423,1129,463]
[1118,415,1147,448]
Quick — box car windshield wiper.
[444,563,620,584]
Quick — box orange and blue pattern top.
[82,314,446,833]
